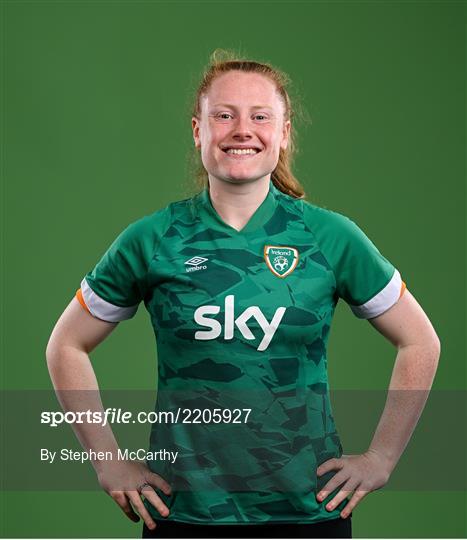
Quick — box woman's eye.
[219,113,232,119]
[254,114,267,121]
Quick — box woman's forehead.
[203,71,281,108]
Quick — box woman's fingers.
[316,453,391,518]
[100,463,172,528]
[127,491,158,530]
[149,472,172,497]
[316,457,344,477]
[323,479,359,512]
[316,470,349,501]
[140,484,170,518]
[110,491,140,523]
[340,489,369,518]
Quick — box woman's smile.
[222,148,262,158]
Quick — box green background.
[1,0,465,537]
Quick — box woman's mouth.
[222,147,261,157]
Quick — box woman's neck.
[207,176,271,232]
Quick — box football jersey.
[76,180,406,525]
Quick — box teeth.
[226,148,258,155]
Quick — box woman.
[46,51,440,539]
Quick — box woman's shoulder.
[123,192,200,238]
[284,194,359,237]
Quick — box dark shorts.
[142,515,352,538]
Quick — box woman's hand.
[315,449,392,519]
[96,460,172,531]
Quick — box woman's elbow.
[425,324,441,362]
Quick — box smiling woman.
[190,49,304,201]
[46,49,440,539]
[192,69,290,190]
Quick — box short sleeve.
[333,216,406,318]
[76,215,158,322]
[304,204,406,319]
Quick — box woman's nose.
[232,117,253,138]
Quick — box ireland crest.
[264,245,299,278]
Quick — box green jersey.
[77,180,405,525]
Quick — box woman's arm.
[315,289,441,518]
[46,298,171,530]
[366,289,440,467]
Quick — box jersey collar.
[195,180,280,235]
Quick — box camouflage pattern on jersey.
[84,181,396,524]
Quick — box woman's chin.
[223,177,264,185]
[220,170,269,184]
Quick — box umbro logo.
[185,256,208,273]
[185,256,208,266]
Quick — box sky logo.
[194,295,286,351]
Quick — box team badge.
[264,245,299,278]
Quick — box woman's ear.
[192,117,201,149]
[280,120,291,150]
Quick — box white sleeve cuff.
[349,269,405,319]
[80,278,138,322]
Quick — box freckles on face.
[195,71,290,182]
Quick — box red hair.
[190,49,307,199]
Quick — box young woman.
[46,52,440,539]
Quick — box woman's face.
[192,71,291,186]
